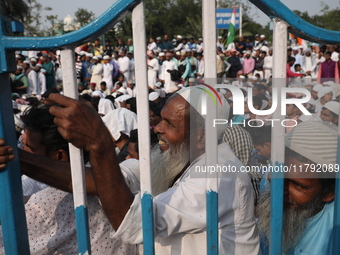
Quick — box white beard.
[150,141,190,196]
[257,186,324,254]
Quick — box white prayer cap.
[15,54,21,58]
[16,65,23,70]
[118,87,126,94]
[102,108,138,141]
[318,86,335,100]
[80,51,87,56]
[312,84,323,92]
[177,35,182,39]
[298,45,303,49]
[92,56,99,60]
[323,101,340,116]
[97,54,103,59]
[86,53,93,58]
[103,55,110,60]
[30,57,37,62]
[180,50,186,55]
[149,91,159,101]
[174,85,230,139]
[92,91,103,98]
[159,52,165,57]
[218,36,222,39]
[154,81,162,88]
[330,83,340,98]
[260,34,265,38]
[285,120,337,165]
[292,46,299,51]
[36,63,42,67]
[156,37,161,40]
[304,48,311,53]
[323,81,335,86]
[176,51,180,56]
[239,75,245,79]
[98,98,114,116]
[198,38,203,41]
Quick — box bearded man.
[2,86,260,254]
[257,121,336,255]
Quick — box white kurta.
[117,56,130,82]
[111,143,260,255]
[161,60,178,93]
[27,70,39,95]
[148,58,159,87]
[89,63,103,90]
[263,55,273,79]
[38,71,46,95]
[102,63,114,91]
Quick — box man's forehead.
[161,95,189,118]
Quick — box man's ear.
[322,191,335,203]
[50,149,69,162]
[196,128,205,151]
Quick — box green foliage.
[75,8,95,27]
[1,0,30,22]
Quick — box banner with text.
[216,8,240,29]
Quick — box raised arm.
[48,93,134,230]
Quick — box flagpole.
[239,6,243,37]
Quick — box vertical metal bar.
[0,74,30,255]
[270,18,288,255]
[60,48,91,255]
[203,0,219,254]
[132,1,155,254]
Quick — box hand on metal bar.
[0,138,15,170]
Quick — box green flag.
[226,6,236,47]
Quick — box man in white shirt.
[88,56,103,90]
[117,49,130,83]
[32,86,260,255]
[160,53,178,93]
[216,36,225,52]
[263,48,273,79]
[302,48,318,80]
[148,37,157,51]
[23,60,39,96]
[102,55,114,91]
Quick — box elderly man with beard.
[3,86,260,254]
[257,121,337,255]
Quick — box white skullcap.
[299,45,303,49]
[30,57,37,62]
[16,65,23,70]
[323,81,335,86]
[323,101,340,116]
[198,38,203,41]
[159,52,165,57]
[218,36,222,39]
[177,35,182,39]
[318,86,335,100]
[80,51,87,56]
[92,91,103,98]
[285,120,338,165]
[156,37,161,40]
[102,108,138,141]
[292,46,299,51]
[154,81,162,88]
[239,75,245,79]
[304,48,311,53]
[103,55,110,60]
[97,54,102,59]
[174,85,230,139]
[312,84,323,92]
[98,98,114,115]
[176,52,180,56]
[15,54,21,58]
[260,34,265,38]
[92,56,99,60]
[330,83,340,98]
[118,87,126,94]
[86,53,93,57]
[23,60,30,64]
[36,63,42,67]
[149,91,160,101]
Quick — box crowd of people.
[1,33,340,254]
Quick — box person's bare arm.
[19,148,97,195]
[48,93,134,230]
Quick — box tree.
[75,8,95,27]
[1,0,30,22]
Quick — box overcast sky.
[41,0,339,28]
